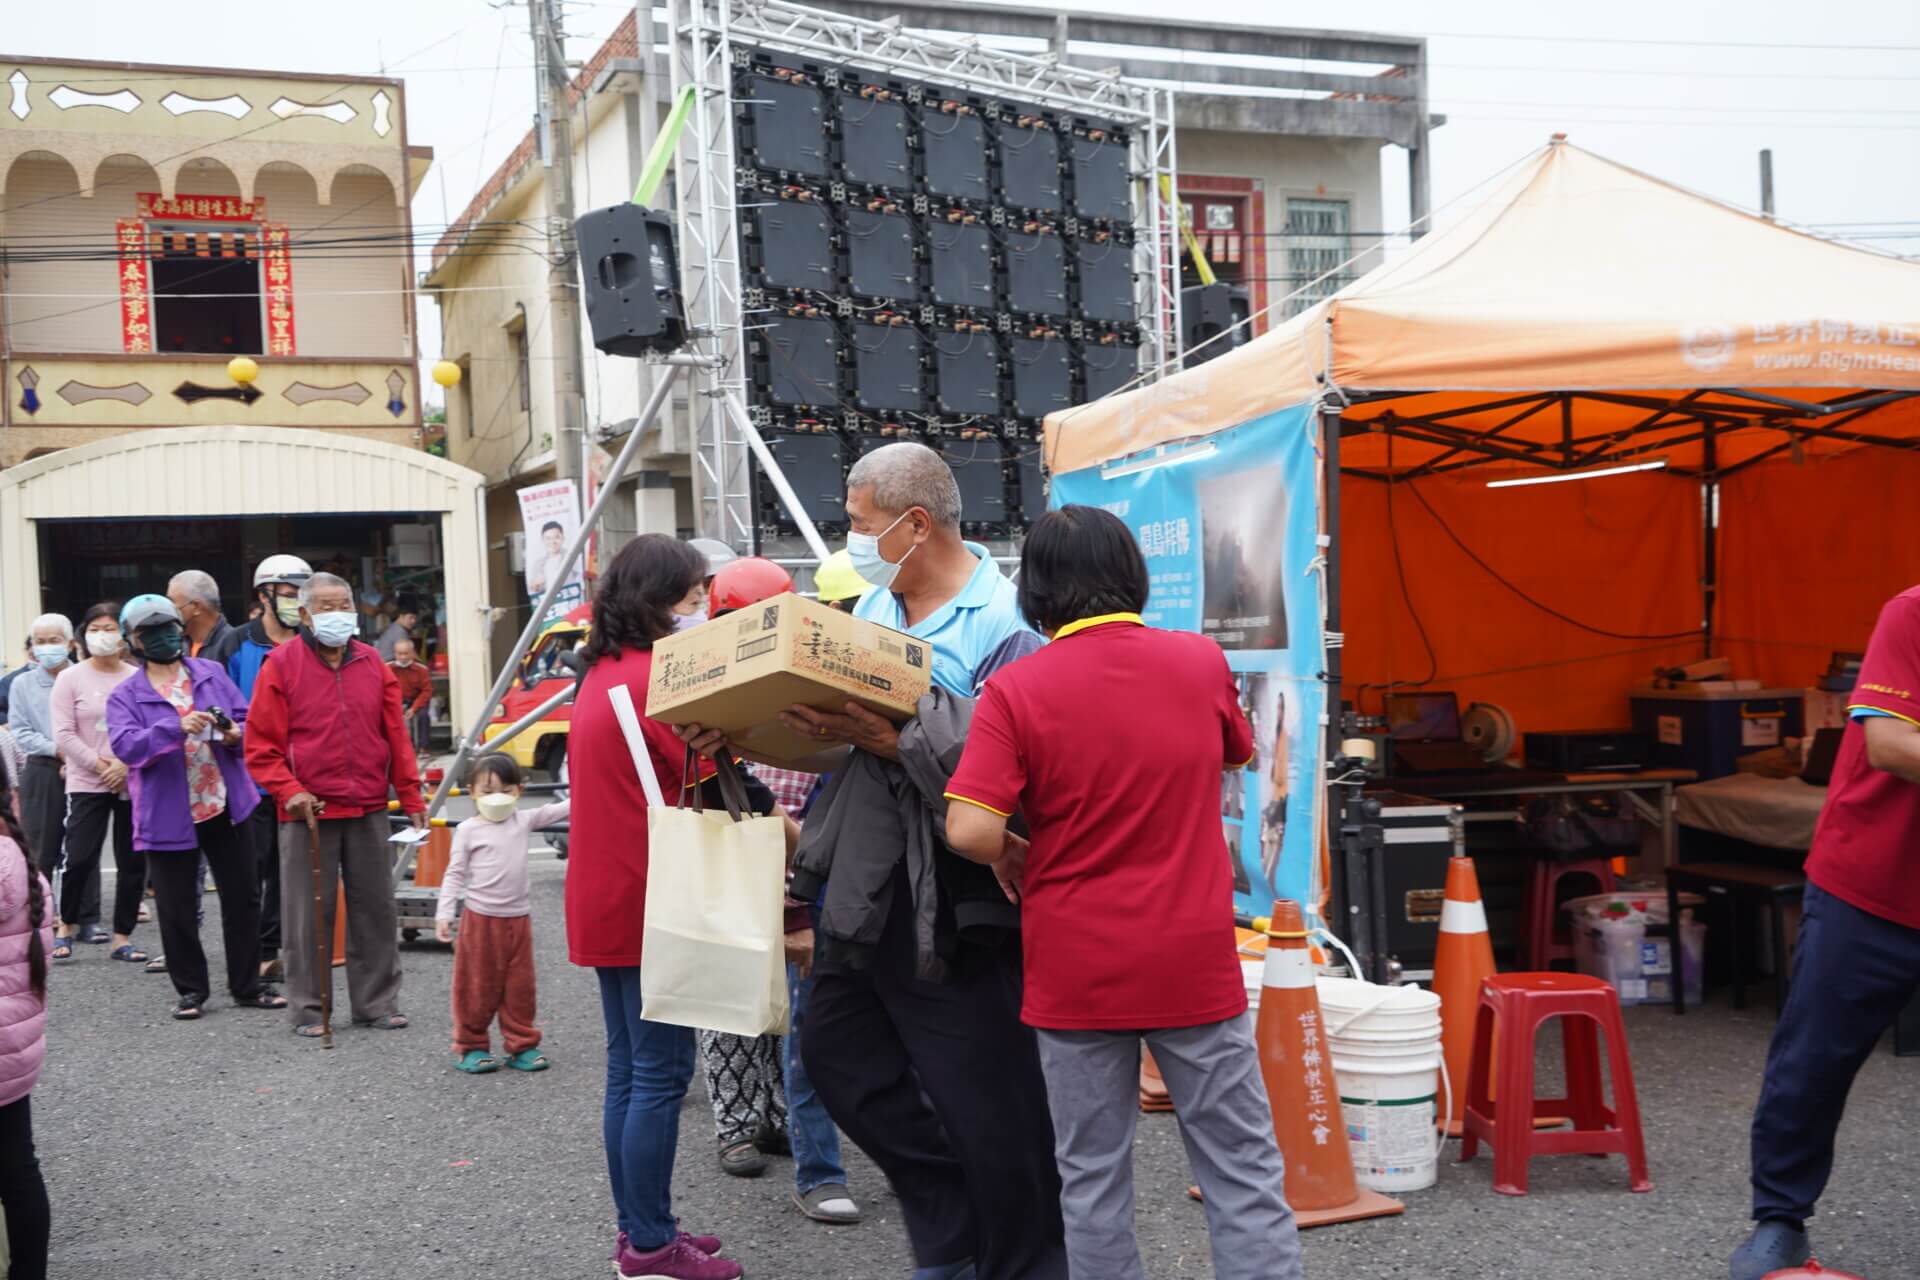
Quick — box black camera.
[207,707,235,733]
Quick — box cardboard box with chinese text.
[645,592,933,759]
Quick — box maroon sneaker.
[615,1236,743,1280]
[617,1229,722,1260]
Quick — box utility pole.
[1759,149,1775,221]
[531,0,588,488]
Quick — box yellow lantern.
[227,356,260,385]
[431,360,462,388]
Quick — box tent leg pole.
[1321,405,1367,973]
[1702,425,1718,659]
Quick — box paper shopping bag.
[607,687,788,1036]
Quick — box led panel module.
[1010,335,1072,419]
[844,208,921,303]
[1073,238,1134,325]
[1070,132,1131,223]
[942,437,1009,526]
[749,199,836,292]
[1000,119,1063,212]
[926,219,995,309]
[743,74,829,178]
[1015,453,1048,524]
[762,313,842,408]
[1006,230,1068,317]
[840,93,912,189]
[762,432,849,523]
[1081,340,1139,402]
[849,323,926,413]
[922,106,989,202]
[932,329,1001,417]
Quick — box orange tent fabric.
[1340,469,1702,731]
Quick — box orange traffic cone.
[1433,855,1495,1137]
[1255,900,1404,1227]
[1140,1047,1174,1113]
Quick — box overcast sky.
[14,0,1920,399]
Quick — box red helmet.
[710,557,794,615]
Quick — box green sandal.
[504,1048,549,1072]
[455,1050,500,1074]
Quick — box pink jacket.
[0,837,52,1108]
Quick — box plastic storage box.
[1629,686,1805,779]
[1566,892,1705,1006]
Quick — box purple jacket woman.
[105,644,280,1020]
[107,657,257,852]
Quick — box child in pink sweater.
[436,754,566,1074]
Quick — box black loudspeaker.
[1181,282,1247,368]
[576,203,688,357]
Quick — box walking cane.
[306,813,333,1050]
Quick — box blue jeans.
[785,962,847,1195]
[597,966,697,1250]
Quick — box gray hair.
[167,569,221,610]
[29,612,73,641]
[846,442,962,529]
[299,571,354,610]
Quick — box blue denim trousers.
[596,966,697,1250]
[785,961,847,1195]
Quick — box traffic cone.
[1433,855,1495,1137]
[1255,900,1403,1227]
[1139,1047,1173,1113]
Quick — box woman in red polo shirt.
[565,534,746,1280]
[945,505,1303,1280]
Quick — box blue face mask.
[846,511,915,591]
[310,611,359,647]
[32,643,67,671]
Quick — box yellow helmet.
[813,549,874,604]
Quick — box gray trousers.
[278,812,402,1028]
[1037,1016,1304,1280]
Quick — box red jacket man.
[245,572,424,1039]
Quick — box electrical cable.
[1380,433,1439,693]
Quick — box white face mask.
[84,630,122,658]
[846,511,915,591]
[310,611,359,647]
[475,792,519,823]
[672,610,708,632]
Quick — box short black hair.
[1017,505,1149,634]
[469,753,523,790]
[582,534,705,664]
[541,520,564,535]
[80,600,122,632]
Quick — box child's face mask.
[475,792,520,823]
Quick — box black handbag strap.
[681,747,753,823]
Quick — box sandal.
[504,1048,549,1072]
[145,955,168,974]
[110,944,150,963]
[172,999,204,1021]
[294,1023,330,1038]
[357,1013,410,1031]
[455,1050,500,1074]
[51,940,74,961]
[236,990,289,1010]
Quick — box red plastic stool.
[1460,972,1651,1195]
[1522,857,1616,970]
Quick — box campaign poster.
[1051,401,1322,919]
[517,479,585,620]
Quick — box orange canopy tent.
[1044,139,1920,732]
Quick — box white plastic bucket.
[1315,977,1444,1193]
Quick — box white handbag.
[608,685,790,1036]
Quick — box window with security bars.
[1282,198,1353,317]
[148,224,264,354]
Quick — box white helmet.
[253,553,313,589]
[688,537,738,578]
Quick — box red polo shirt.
[1807,586,1920,928]
[946,615,1254,1030]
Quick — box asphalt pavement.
[28,851,1920,1279]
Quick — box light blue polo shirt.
[854,542,1039,696]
